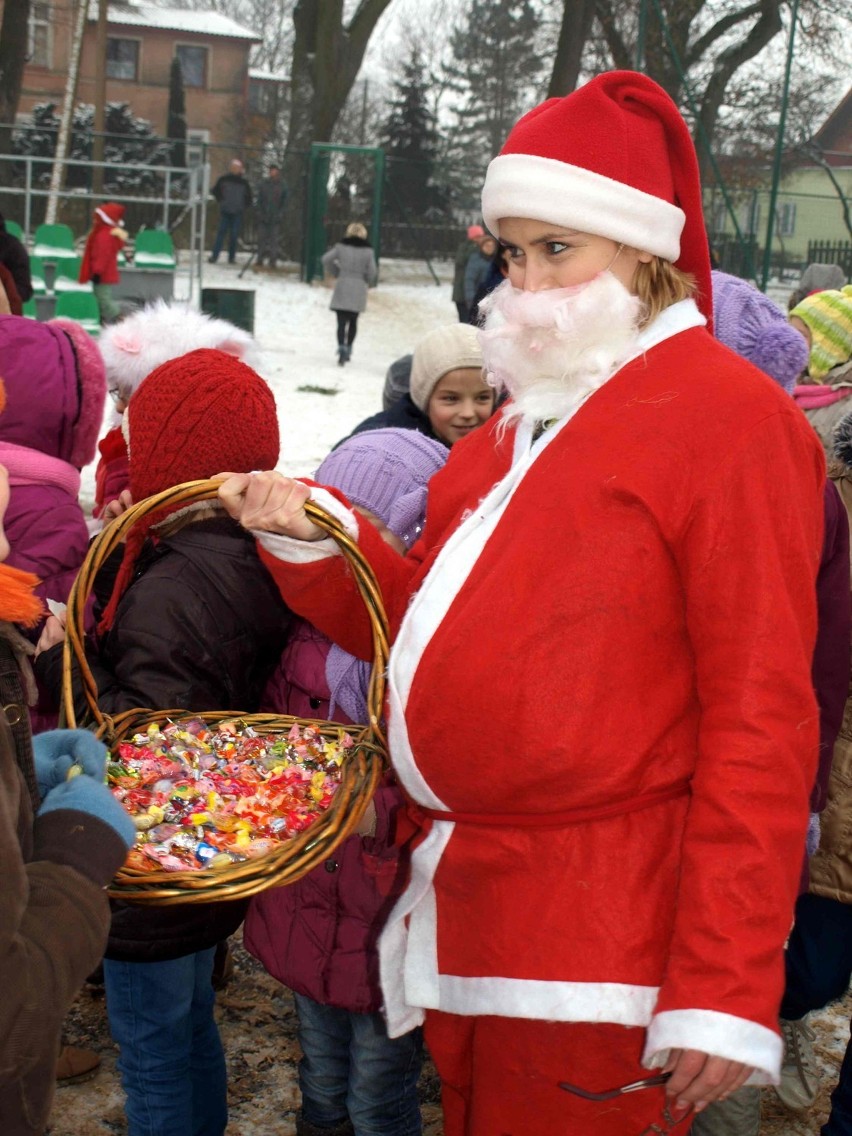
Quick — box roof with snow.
[249,68,289,83]
[92,1,260,41]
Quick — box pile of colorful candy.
[107,718,350,872]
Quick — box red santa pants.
[425,1011,693,1136]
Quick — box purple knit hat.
[711,270,808,394]
[315,427,448,548]
[320,427,448,722]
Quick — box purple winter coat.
[0,316,105,620]
[3,482,89,614]
[246,617,411,1013]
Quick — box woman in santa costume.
[218,72,825,1134]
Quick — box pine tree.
[167,56,188,169]
[442,0,545,210]
[380,48,447,220]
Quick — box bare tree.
[281,0,395,258]
[548,0,850,188]
[546,0,596,97]
[0,0,31,169]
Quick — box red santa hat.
[95,201,125,227]
[481,70,712,324]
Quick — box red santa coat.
[259,300,824,1082]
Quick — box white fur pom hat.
[410,324,484,411]
[99,298,260,399]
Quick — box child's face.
[353,507,405,555]
[427,368,495,446]
[499,217,650,293]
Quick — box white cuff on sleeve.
[643,1009,782,1085]
[252,485,361,564]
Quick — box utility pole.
[760,0,799,291]
[46,0,88,223]
[92,0,108,195]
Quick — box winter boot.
[775,1015,819,1110]
[295,1115,354,1136]
[341,344,352,364]
[56,1045,100,1084]
[337,345,347,366]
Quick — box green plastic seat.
[28,254,48,295]
[53,258,92,293]
[133,229,176,270]
[33,222,77,261]
[22,297,37,319]
[54,291,101,334]
[5,219,24,242]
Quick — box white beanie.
[410,324,484,411]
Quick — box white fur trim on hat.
[410,324,484,412]
[482,153,685,260]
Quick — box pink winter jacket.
[245,618,411,1013]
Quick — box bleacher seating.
[5,220,24,242]
[32,223,77,262]
[54,292,101,335]
[22,297,37,319]
[53,258,92,293]
[28,255,48,296]
[133,230,177,270]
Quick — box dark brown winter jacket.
[35,515,293,962]
[0,626,125,1136]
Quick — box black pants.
[336,310,359,347]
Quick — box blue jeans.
[211,212,242,262]
[295,992,423,1136]
[103,948,228,1136]
[782,893,852,1135]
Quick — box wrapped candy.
[107,719,350,872]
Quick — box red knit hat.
[98,347,279,633]
[481,70,712,324]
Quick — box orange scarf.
[0,563,45,627]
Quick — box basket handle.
[62,479,390,741]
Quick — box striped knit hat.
[791,285,852,382]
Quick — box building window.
[778,202,797,238]
[176,45,208,89]
[106,38,140,81]
[28,2,51,68]
[186,128,210,168]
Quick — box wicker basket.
[62,478,388,905]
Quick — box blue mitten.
[32,729,108,800]
[38,776,136,849]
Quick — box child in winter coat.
[346,323,494,447]
[322,223,377,366]
[35,349,292,1136]
[0,315,106,623]
[247,427,449,1136]
[79,202,128,324]
[0,385,134,1136]
[93,299,260,518]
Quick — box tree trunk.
[546,0,596,98]
[283,0,394,268]
[0,0,31,186]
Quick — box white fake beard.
[478,273,645,429]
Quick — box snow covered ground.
[80,256,459,510]
[61,263,848,1135]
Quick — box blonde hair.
[345,222,368,240]
[633,258,696,326]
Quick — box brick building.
[12,0,285,177]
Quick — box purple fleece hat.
[711,270,808,394]
[315,427,449,549]
[0,315,106,467]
